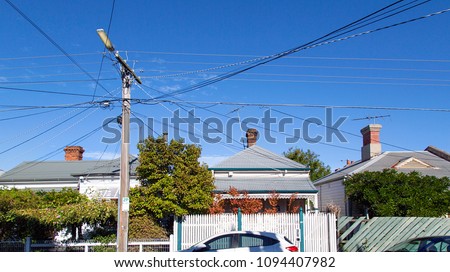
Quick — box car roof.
[217,230,283,236]
[409,236,450,240]
[196,230,286,243]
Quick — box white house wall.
[79,178,140,199]
[317,179,346,215]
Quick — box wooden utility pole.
[97,29,141,252]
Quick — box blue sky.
[1,0,450,172]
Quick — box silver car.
[180,231,298,252]
[385,236,450,252]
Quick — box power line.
[140,100,450,113]
[125,51,450,63]
[0,108,64,122]
[1,71,117,80]
[0,118,116,179]
[152,3,450,100]
[4,0,114,97]
[0,105,95,155]
[0,52,101,61]
[141,71,450,84]
[92,0,116,101]
[0,86,119,99]
[0,78,118,85]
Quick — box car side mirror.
[192,243,211,252]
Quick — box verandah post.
[299,208,305,252]
[237,208,242,231]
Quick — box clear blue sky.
[1,0,450,172]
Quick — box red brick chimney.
[246,128,258,148]
[360,124,382,161]
[64,146,85,161]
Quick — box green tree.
[0,188,117,240]
[344,169,450,217]
[133,136,215,220]
[284,147,331,181]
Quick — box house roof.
[0,156,139,182]
[209,145,308,171]
[214,175,317,194]
[315,149,450,185]
[210,145,316,194]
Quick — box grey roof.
[315,149,450,185]
[209,145,308,170]
[0,156,138,182]
[214,175,317,193]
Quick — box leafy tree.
[133,136,215,220]
[0,188,117,240]
[284,147,331,181]
[344,169,450,217]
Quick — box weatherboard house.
[209,129,318,212]
[0,146,140,199]
[315,124,450,217]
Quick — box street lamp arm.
[115,53,142,85]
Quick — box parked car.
[385,236,450,252]
[179,231,298,252]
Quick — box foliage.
[283,147,331,181]
[91,234,116,252]
[209,193,225,214]
[287,193,301,213]
[134,136,215,219]
[265,191,280,213]
[128,215,168,240]
[344,169,450,217]
[209,188,303,214]
[228,187,263,214]
[0,188,117,240]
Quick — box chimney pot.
[360,124,382,161]
[64,146,85,161]
[246,128,258,148]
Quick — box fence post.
[299,208,305,252]
[237,208,242,231]
[169,234,174,252]
[177,216,182,251]
[24,237,32,252]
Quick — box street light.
[96,29,115,52]
[96,28,141,252]
[97,29,142,84]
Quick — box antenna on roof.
[352,115,390,124]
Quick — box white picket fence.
[174,212,337,252]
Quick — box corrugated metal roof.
[214,175,317,193]
[0,156,138,182]
[210,145,307,170]
[315,150,450,185]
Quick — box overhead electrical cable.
[138,100,450,113]
[0,118,116,179]
[92,0,116,101]
[150,3,450,100]
[0,105,95,155]
[0,78,118,85]
[0,108,64,122]
[4,0,114,97]
[0,86,119,100]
